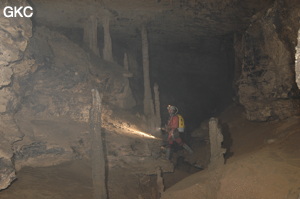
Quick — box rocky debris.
[11,58,38,78]
[236,1,300,121]
[13,142,73,171]
[12,118,90,170]
[0,114,23,185]
[0,67,13,88]
[0,139,16,190]
[0,158,15,190]
[0,88,18,113]
[14,142,65,160]
[105,127,173,175]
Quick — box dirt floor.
[1,105,300,199]
[0,160,93,199]
[162,105,300,199]
[0,159,202,199]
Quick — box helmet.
[167,105,178,114]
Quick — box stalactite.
[103,16,114,62]
[141,25,154,117]
[83,15,100,56]
[83,22,89,47]
[154,83,161,131]
[90,89,107,199]
[123,52,129,71]
[296,28,300,89]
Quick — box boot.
[166,147,171,160]
[183,144,193,154]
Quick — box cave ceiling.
[30,0,274,45]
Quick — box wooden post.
[90,89,107,199]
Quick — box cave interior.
[0,0,300,198]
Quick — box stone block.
[0,67,13,88]
[0,88,17,113]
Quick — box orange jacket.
[167,115,179,131]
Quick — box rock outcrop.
[0,23,168,191]
[235,0,300,121]
[0,0,32,190]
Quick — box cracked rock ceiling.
[30,0,274,44]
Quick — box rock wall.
[235,0,300,121]
[0,0,32,190]
[8,27,93,173]
[0,22,159,191]
[0,12,138,189]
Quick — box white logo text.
[3,6,33,18]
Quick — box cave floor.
[0,160,93,199]
[162,105,300,199]
[0,159,202,199]
[1,105,300,199]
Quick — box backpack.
[177,114,185,132]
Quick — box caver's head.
[167,105,177,115]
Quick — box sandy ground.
[162,105,300,199]
[1,105,300,199]
[0,160,93,199]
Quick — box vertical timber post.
[90,89,107,199]
[103,16,114,62]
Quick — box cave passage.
[149,36,235,130]
[1,0,300,199]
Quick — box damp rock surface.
[0,0,32,190]
[235,0,300,121]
